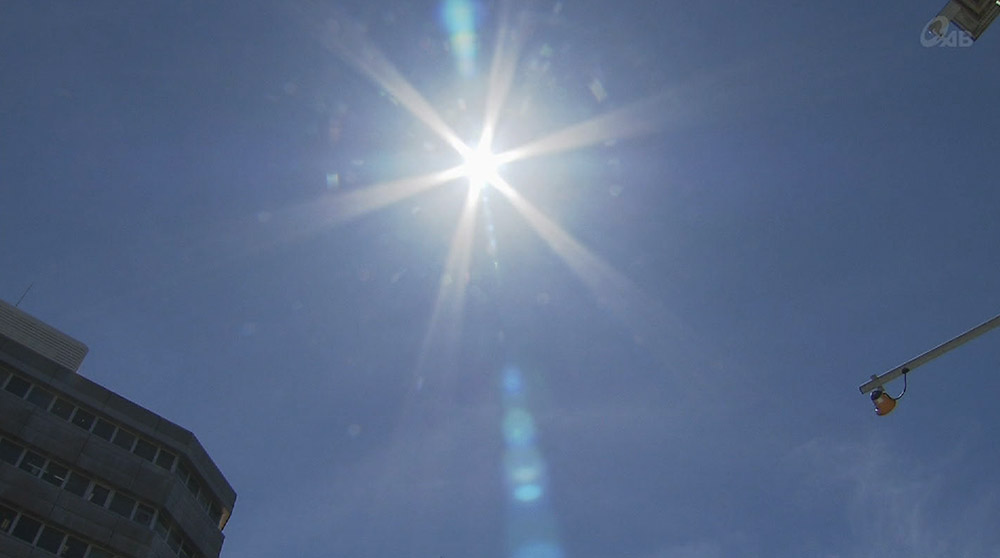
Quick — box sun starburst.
[313,5,677,369]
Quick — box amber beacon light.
[858,313,1000,417]
[870,385,898,416]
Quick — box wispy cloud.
[787,434,1000,558]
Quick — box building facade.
[0,299,235,558]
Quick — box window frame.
[0,438,25,465]
[50,397,76,420]
[64,471,91,497]
[87,484,111,507]
[133,438,157,461]
[70,408,96,430]
[42,461,70,488]
[0,503,16,532]
[35,524,67,553]
[92,418,116,441]
[112,428,136,451]
[155,449,176,470]
[18,450,46,476]
[133,503,155,528]
[3,375,31,397]
[108,491,137,519]
[25,385,55,409]
[61,536,89,558]
[11,514,42,544]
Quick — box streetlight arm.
[859,313,1000,394]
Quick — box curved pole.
[859,312,1000,394]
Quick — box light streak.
[413,183,481,377]
[480,3,527,150]
[490,177,653,330]
[497,94,675,165]
[319,167,466,224]
[324,17,470,156]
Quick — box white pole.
[859,312,1000,394]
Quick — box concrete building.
[0,299,235,558]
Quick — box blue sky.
[3,1,1000,557]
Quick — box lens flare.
[501,366,563,557]
[503,408,537,446]
[442,0,480,76]
[514,484,543,502]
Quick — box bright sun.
[462,140,499,190]
[319,9,671,403]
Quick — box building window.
[187,476,201,498]
[71,408,96,430]
[0,433,209,557]
[61,536,88,558]
[18,450,46,476]
[112,428,136,451]
[0,504,15,531]
[108,492,136,519]
[0,369,227,542]
[154,514,170,538]
[64,471,91,497]
[42,462,70,488]
[92,418,116,441]
[25,385,55,409]
[0,502,123,558]
[88,484,110,507]
[0,438,24,465]
[176,462,191,484]
[208,501,223,525]
[3,375,30,397]
[133,503,155,528]
[50,397,75,420]
[133,438,157,461]
[155,449,176,470]
[35,524,66,553]
[11,514,42,544]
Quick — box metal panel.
[0,300,88,373]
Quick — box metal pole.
[859,312,1000,394]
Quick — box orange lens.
[873,393,897,416]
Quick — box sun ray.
[211,167,466,263]
[323,17,471,157]
[413,183,481,380]
[320,167,467,224]
[480,2,528,151]
[496,93,674,165]
[489,176,664,337]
